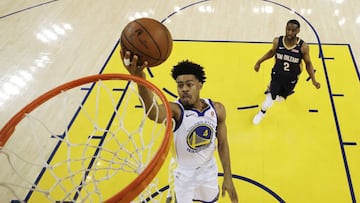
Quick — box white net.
[0,74,172,203]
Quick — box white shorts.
[174,161,219,203]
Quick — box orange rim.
[0,73,173,203]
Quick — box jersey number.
[283,62,290,71]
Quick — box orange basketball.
[120,18,173,67]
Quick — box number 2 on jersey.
[283,62,290,71]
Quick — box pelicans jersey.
[272,35,304,81]
[173,98,218,169]
[270,36,304,98]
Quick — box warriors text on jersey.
[273,35,304,81]
[173,99,217,169]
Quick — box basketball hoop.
[0,74,172,203]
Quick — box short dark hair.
[287,19,300,28]
[171,60,206,83]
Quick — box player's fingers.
[140,61,148,70]
[120,49,123,58]
[230,190,238,203]
[313,81,321,89]
[125,51,131,59]
[131,55,138,68]
[122,51,132,67]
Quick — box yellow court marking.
[106,41,360,202]
[29,41,359,202]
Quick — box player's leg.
[193,163,219,202]
[279,79,298,99]
[173,168,196,203]
[253,79,279,124]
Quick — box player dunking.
[253,19,321,125]
[121,51,238,203]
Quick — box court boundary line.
[262,0,357,201]
[0,0,59,19]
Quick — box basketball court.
[0,0,359,202]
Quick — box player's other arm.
[215,102,238,203]
[301,42,321,89]
[254,37,278,72]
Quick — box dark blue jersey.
[272,36,304,81]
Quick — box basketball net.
[0,74,172,203]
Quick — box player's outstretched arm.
[254,37,278,72]
[301,42,320,89]
[215,102,238,203]
[121,50,169,123]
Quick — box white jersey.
[173,99,218,169]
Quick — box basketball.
[120,18,173,67]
